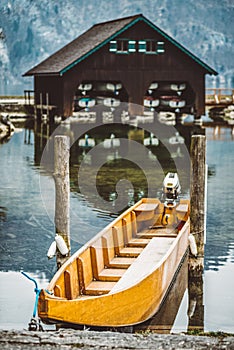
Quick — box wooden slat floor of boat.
[136,227,177,239]
[108,257,136,268]
[118,247,144,257]
[127,238,150,247]
[98,268,126,282]
[85,281,117,295]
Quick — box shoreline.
[0,329,233,350]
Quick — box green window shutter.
[128,40,136,52]
[138,40,146,52]
[157,41,165,53]
[109,40,117,52]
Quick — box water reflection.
[0,129,55,279]
[35,119,193,205]
[0,206,7,222]
[205,128,234,272]
[204,263,234,333]
[134,254,189,333]
[188,269,204,332]
[0,271,54,330]
[0,117,234,332]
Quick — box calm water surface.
[0,124,233,332]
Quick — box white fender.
[188,234,197,256]
[55,234,69,256]
[188,298,197,318]
[47,240,57,259]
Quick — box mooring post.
[188,134,206,331]
[189,134,206,272]
[54,135,71,269]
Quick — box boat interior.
[47,198,189,300]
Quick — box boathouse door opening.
[143,81,196,115]
[73,80,129,123]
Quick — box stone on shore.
[0,329,234,350]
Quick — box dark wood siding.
[35,75,63,115]
[35,20,207,117]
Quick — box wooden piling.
[188,273,204,331]
[40,93,43,119]
[54,135,71,269]
[46,92,49,119]
[189,134,206,274]
[188,134,206,331]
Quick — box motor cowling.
[163,172,181,207]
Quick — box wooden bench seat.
[98,268,126,282]
[134,203,159,212]
[176,203,189,221]
[136,232,177,239]
[136,226,177,239]
[127,238,150,247]
[134,202,159,221]
[176,204,189,212]
[85,281,116,295]
[90,241,129,283]
[117,246,144,257]
[88,232,136,284]
[108,256,136,269]
[112,224,143,257]
[77,251,118,295]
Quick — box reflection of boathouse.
[24,14,217,120]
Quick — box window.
[157,41,165,53]
[128,40,136,52]
[109,40,117,52]
[109,39,136,53]
[146,40,157,53]
[144,40,165,54]
[138,40,146,53]
[109,39,165,54]
[117,40,129,53]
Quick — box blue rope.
[21,272,41,318]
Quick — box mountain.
[0,0,233,95]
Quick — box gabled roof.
[24,14,217,76]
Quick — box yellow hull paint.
[38,198,190,327]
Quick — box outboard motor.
[163,172,181,207]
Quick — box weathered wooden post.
[40,92,43,119]
[54,135,71,269]
[189,134,206,271]
[188,134,206,331]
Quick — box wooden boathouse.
[24,14,217,120]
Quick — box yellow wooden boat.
[38,194,190,328]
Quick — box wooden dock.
[205,124,234,140]
[206,88,234,106]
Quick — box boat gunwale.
[39,219,190,327]
[40,246,189,327]
[46,198,159,290]
[44,215,190,300]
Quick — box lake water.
[0,121,233,333]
